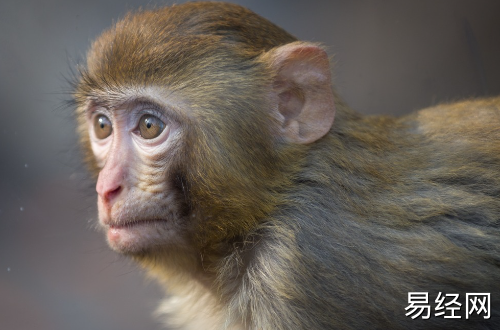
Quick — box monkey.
[73,2,499,329]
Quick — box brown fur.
[74,2,499,329]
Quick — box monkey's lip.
[104,218,172,253]
[105,218,169,229]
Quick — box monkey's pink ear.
[266,42,335,144]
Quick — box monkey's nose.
[96,166,125,207]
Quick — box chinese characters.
[405,292,490,320]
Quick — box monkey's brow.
[89,97,185,123]
[126,98,185,123]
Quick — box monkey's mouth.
[104,219,172,253]
[107,219,168,229]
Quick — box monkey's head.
[74,3,335,262]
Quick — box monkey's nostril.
[104,186,122,203]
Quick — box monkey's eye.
[93,114,112,139]
[138,115,165,139]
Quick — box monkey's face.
[84,89,192,255]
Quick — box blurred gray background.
[0,1,498,329]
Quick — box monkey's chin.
[105,220,173,255]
